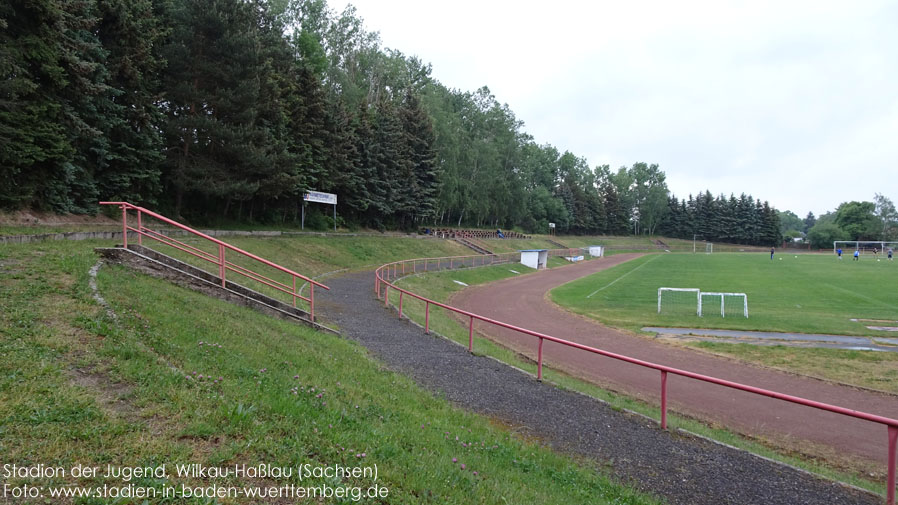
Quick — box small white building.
[588,246,604,257]
[520,249,548,270]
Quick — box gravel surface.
[318,271,882,505]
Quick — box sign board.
[302,190,338,231]
[548,223,556,228]
[304,191,337,205]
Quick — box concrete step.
[95,245,336,334]
[454,238,493,255]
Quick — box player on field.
[854,250,860,261]
[837,248,842,260]
[889,248,893,261]
[770,247,774,260]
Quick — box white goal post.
[705,243,713,254]
[700,292,749,318]
[659,288,748,318]
[658,288,701,316]
[833,241,898,255]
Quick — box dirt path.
[452,254,898,465]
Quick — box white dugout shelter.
[520,249,548,270]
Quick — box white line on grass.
[586,255,661,298]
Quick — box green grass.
[119,234,473,314]
[389,260,889,494]
[0,239,659,504]
[0,223,122,236]
[687,342,898,394]
[551,252,898,337]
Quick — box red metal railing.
[375,254,898,504]
[100,202,328,321]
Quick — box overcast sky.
[341,0,898,217]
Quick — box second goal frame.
[700,292,749,318]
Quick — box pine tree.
[399,89,438,225]
[93,0,166,205]
[602,182,629,235]
[0,0,111,212]
[160,0,287,220]
[369,99,407,226]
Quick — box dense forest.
[2,0,786,245]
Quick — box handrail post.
[468,316,474,352]
[219,244,226,287]
[310,284,315,322]
[121,205,128,248]
[384,286,389,307]
[137,210,142,246]
[399,292,404,319]
[538,338,544,380]
[293,276,297,308]
[661,371,668,430]
[425,301,430,333]
[888,425,897,505]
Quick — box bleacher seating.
[422,228,530,240]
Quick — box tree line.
[658,192,782,246]
[778,194,898,248]
[2,0,784,245]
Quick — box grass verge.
[0,239,659,504]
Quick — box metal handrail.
[374,254,898,504]
[100,202,328,321]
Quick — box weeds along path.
[451,254,898,466]
[318,270,879,505]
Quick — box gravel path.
[318,271,881,505]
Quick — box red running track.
[451,254,898,465]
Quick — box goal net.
[705,242,713,254]
[699,292,748,318]
[657,288,701,316]
[833,241,898,256]
[659,288,748,317]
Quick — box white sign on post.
[548,223,556,228]
[304,191,337,205]
[302,191,338,231]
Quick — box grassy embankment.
[389,251,891,493]
[0,236,660,504]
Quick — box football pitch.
[551,252,898,337]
